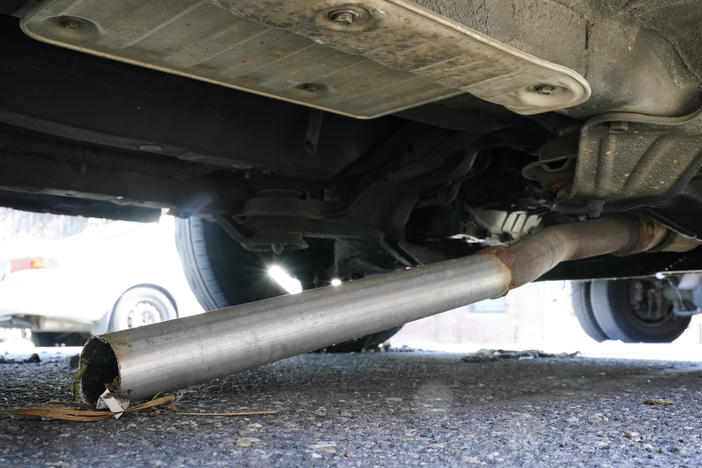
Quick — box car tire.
[109,286,178,332]
[31,332,89,347]
[571,281,607,342]
[315,327,401,353]
[589,278,690,343]
[174,216,282,311]
[175,217,401,352]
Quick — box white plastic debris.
[96,389,129,419]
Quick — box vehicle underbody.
[3,1,702,352]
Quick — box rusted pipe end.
[80,337,120,404]
[477,215,694,292]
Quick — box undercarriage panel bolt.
[59,16,84,30]
[329,9,359,26]
[534,84,556,95]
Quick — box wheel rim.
[125,300,164,328]
[626,278,673,324]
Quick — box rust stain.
[476,247,516,290]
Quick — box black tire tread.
[31,332,89,347]
[175,217,225,311]
[589,279,690,343]
[175,217,280,311]
[571,281,608,342]
[175,217,400,352]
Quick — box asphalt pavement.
[1,349,702,467]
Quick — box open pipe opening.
[80,337,119,404]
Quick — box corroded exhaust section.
[482,215,697,289]
[81,215,697,402]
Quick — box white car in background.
[0,217,203,346]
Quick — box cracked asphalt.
[1,350,702,467]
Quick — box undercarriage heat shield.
[21,0,590,118]
[565,108,702,213]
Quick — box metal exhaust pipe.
[80,215,697,402]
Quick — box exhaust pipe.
[81,215,697,402]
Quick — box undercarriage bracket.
[562,108,702,214]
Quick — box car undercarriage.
[3,1,702,353]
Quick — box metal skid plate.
[566,108,702,212]
[21,0,590,118]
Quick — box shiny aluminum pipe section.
[80,215,697,402]
[81,254,510,402]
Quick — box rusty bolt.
[297,82,326,93]
[59,16,84,30]
[328,9,359,26]
[534,84,556,95]
[609,121,629,134]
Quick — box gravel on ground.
[1,350,701,466]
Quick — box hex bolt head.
[534,84,556,95]
[328,9,359,26]
[59,16,84,30]
[609,121,629,134]
[297,82,326,93]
